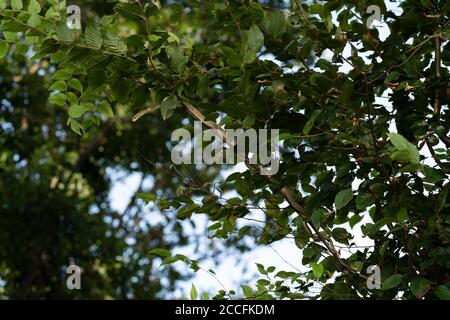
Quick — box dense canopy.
[0,0,449,300]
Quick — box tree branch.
[178,101,366,279]
[433,34,441,115]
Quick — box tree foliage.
[0,0,228,299]
[1,0,449,299]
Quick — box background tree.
[0,0,231,299]
[1,0,449,299]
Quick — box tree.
[1,0,449,300]
[0,0,229,299]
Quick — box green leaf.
[100,15,114,28]
[160,254,189,266]
[167,32,180,44]
[356,193,374,210]
[303,247,316,258]
[166,45,187,73]
[25,35,39,44]
[114,2,144,21]
[237,225,251,239]
[104,38,127,55]
[85,25,102,49]
[391,150,415,164]
[48,93,66,106]
[243,116,255,127]
[201,292,209,300]
[410,278,431,299]
[383,274,403,290]
[388,133,413,150]
[3,31,18,42]
[384,71,400,84]
[149,248,171,257]
[0,42,9,59]
[190,284,198,300]
[257,279,271,286]
[49,81,66,91]
[136,192,157,204]
[303,111,320,135]
[388,133,420,164]
[27,0,41,14]
[81,117,96,131]
[351,261,364,272]
[241,284,253,298]
[69,79,83,93]
[349,214,363,228]
[160,95,178,120]
[423,165,443,183]
[11,0,23,10]
[311,208,326,227]
[332,227,351,245]
[442,30,450,41]
[111,79,130,104]
[66,92,78,105]
[98,102,114,118]
[69,118,82,135]
[68,104,87,118]
[27,13,41,27]
[242,48,257,64]
[267,11,286,38]
[397,208,408,223]
[311,262,323,279]
[434,285,450,300]
[435,189,447,213]
[208,222,222,231]
[399,163,422,173]
[52,70,70,80]
[335,189,353,210]
[55,23,74,43]
[380,240,389,256]
[309,4,323,15]
[247,24,264,52]
[0,0,6,10]
[256,263,267,275]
